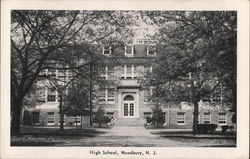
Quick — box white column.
[105,66,108,79]
[118,93,122,118]
[132,65,134,79]
[131,45,134,55]
[136,93,140,118]
[45,87,48,102]
[55,91,58,102]
[124,65,127,79]
[124,46,127,55]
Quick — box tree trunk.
[80,115,82,129]
[11,98,22,136]
[89,59,93,126]
[192,99,199,135]
[59,94,64,131]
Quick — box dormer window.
[125,45,134,56]
[147,45,156,56]
[103,45,111,55]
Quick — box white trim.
[102,45,111,55]
[146,45,156,56]
[124,45,134,56]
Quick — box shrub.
[146,116,152,124]
[197,124,217,134]
[151,107,165,127]
[93,107,112,127]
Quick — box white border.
[1,0,249,159]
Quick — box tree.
[142,11,236,134]
[63,79,90,129]
[11,10,137,135]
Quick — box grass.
[11,126,108,146]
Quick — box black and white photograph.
[1,0,249,158]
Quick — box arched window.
[124,95,134,101]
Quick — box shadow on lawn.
[11,127,108,146]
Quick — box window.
[100,66,107,80]
[32,112,40,124]
[36,87,46,102]
[125,45,134,56]
[40,69,47,76]
[107,66,114,80]
[218,113,227,125]
[47,89,56,102]
[98,88,106,102]
[48,69,56,78]
[107,88,115,102]
[126,65,133,79]
[144,65,152,74]
[147,45,156,56]
[144,88,151,102]
[177,112,185,125]
[47,112,55,125]
[73,116,81,125]
[103,45,111,55]
[203,112,211,124]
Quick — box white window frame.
[100,66,108,80]
[125,45,134,56]
[122,64,135,79]
[98,88,106,102]
[47,88,57,102]
[102,45,112,55]
[98,88,115,103]
[218,112,227,125]
[177,112,185,125]
[47,112,55,125]
[147,45,156,56]
[107,66,114,80]
[203,112,211,124]
[107,88,115,103]
[73,116,81,126]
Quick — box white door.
[123,102,135,118]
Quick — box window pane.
[99,88,106,98]
[47,112,54,124]
[177,112,185,124]
[218,113,227,124]
[126,65,132,74]
[47,89,56,102]
[144,88,150,102]
[126,46,133,54]
[104,46,110,54]
[203,112,211,124]
[108,88,114,97]
[32,112,40,123]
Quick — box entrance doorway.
[123,95,135,118]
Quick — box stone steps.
[115,118,145,126]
